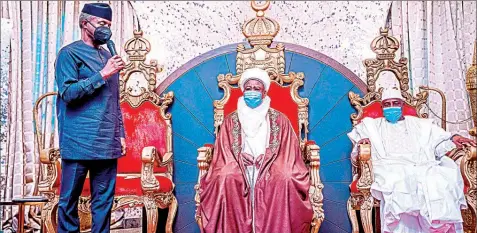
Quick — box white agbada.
[348,97,467,232]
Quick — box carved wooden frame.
[347,28,477,233]
[194,1,323,232]
[34,31,177,233]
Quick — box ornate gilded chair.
[34,31,177,233]
[346,28,476,233]
[193,2,324,232]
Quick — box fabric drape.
[390,1,476,136]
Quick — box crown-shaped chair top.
[242,1,279,46]
[370,28,400,61]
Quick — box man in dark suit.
[54,3,126,233]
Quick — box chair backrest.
[34,92,61,194]
[348,28,432,127]
[213,5,309,146]
[119,30,173,175]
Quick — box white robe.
[237,96,271,185]
[348,116,467,233]
[237,96,271,232]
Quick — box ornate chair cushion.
[223,82,300,133]
[120,100,169,174]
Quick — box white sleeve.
[435,140,456,159]
[348,126,363,161]
[428,121,455,159]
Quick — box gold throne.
[346,28,476,233]
[34,31,177,233]
[193,1,324,232]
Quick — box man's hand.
[121,137,127,156]
[451,135,477,148]
[100,55,125,80]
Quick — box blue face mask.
[243,91,263,109]
[383,107,402,123]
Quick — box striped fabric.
[391,1,476,137]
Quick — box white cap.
[239,68,271,92]
[381,87,404,100]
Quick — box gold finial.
[251,1,270,17]
[242,1,279,46]
[124,30,150,61]
[370,27,400,60]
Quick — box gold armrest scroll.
[356,143,373,192]
[141,146,161,192]
[305,142,324,233]
[195,145,214,230]
[40,148,60,164]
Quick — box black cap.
[81,3,112,21]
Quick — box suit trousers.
[57,159,117,233]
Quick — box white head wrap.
[382,87,404,100]
[239,68,271,92]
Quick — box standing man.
[55,3,126,233]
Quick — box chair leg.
[375,207,381,233]
[144,196,158,233]
[466,193,477,233]
[361,196,374,233]
[347,198,359,233]
[165,195,178,233]
[42,196,58,233]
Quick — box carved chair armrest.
[464,144,477,161]
[197,144,214,181]
[40,148,60,164]
[37,148,60,194]
[141,146,164,192]
[195,144,214,229]
[142,146,173,166]
[304,141,324,231]
[304,141,321,185]
[448,144,477,196]
[355,143,374,193]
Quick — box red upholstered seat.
[224,82,299,134]
[119,101,169,174]
[55,100,173,197]
[350,180,359,193]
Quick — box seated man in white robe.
[348,87,476,233]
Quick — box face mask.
[243,91,263,109]
[383,107,402,123]
[86,20,112,45]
